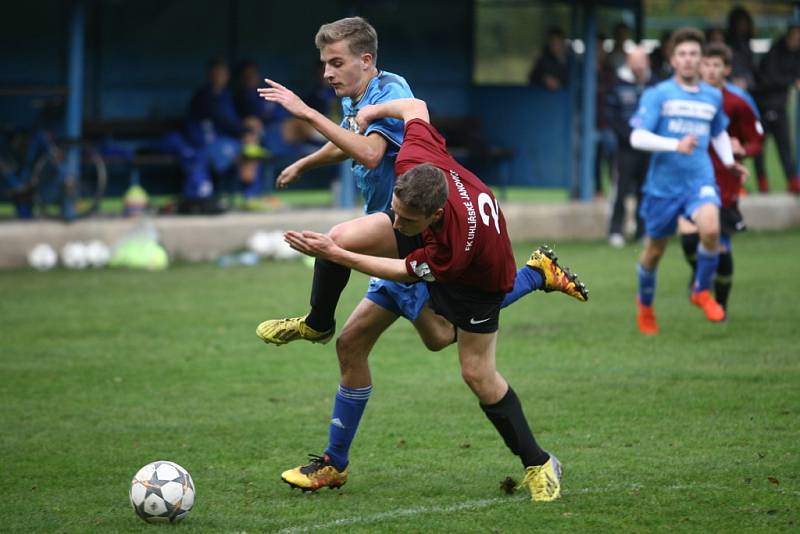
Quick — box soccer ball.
[27,243,58,271]
[129,460,195,523]
[61,241,89,269]
[85,240,111,268]
[247,230,275,256]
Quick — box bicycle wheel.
[30,140,107,219]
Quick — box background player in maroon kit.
[285,97,564,502]
[679,42,764,312]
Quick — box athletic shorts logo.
[469,317,491,325]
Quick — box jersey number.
[478,192,500,234]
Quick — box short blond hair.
[315,17,378,60]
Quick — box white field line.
[268,482,799,534]
[274,496,519,534]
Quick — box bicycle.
[0,126,107,220]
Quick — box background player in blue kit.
[628,27,747,335]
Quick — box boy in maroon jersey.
[679,42,764,311]
[285,97,564,501]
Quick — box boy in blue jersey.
[678,43,763,313]
[629,28,748,335]
[253,17,588,492]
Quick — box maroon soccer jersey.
[710,86,764,207]
[395,119,516,293]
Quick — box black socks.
[480,386,549,468]
[715,251,733,310]
[305,258,351,332]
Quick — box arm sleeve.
[711,130,735,166]
[629,128,679,152]
[737,100,765,158]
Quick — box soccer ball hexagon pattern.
[129,460,195,523]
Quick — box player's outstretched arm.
[356,98,430,132]
[285,230,417,283]
[275,142,348,189]
[258,78,387,169]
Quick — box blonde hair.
[315,17,378,61]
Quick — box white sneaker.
[608,233,625,248]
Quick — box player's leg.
[636,236,668,335]
[678,217,700,291]
[689,200,725,321]
[636,193,680,335]
[508,246,588,305]
[457,329,560,501]
[714,233,733,311]
[281,298,398,491]
[257,211,397,345]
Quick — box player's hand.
[257,79,312,120]
[676,135,698,154]
[728,161,750,182]
[730,137,746,157]
[355,105,377,133]
[275,162,302,189]
[284,230,337,259]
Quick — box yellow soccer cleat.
[256,315,334,346]
[526,246,589,302]
[281,454,349,492]
[518,454,562,502]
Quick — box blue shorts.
[640,184,721,240]
[365,278,430,321]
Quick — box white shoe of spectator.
[608,233,625,248]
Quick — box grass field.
[1,230,799,532]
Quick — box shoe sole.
[281,477,346,492]
[256,323,335,346]
[533,245,589,302]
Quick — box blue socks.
[637,263,657,306]
[693,243,720,292]
[324,384,372,470]
[500,266,545,308]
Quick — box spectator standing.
[605,46,655,247]
[725,6,757,90]
[595,34,618,198]
[753,25,800,193]
[605,22,632,71]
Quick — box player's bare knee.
[327,222,349,246]
[460,365,489,390]
[335,330,358,357]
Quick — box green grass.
[1,230,799,532]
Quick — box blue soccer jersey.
[340,71,413,213]
[630,79,728,198]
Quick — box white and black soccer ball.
[129,460,195,523]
